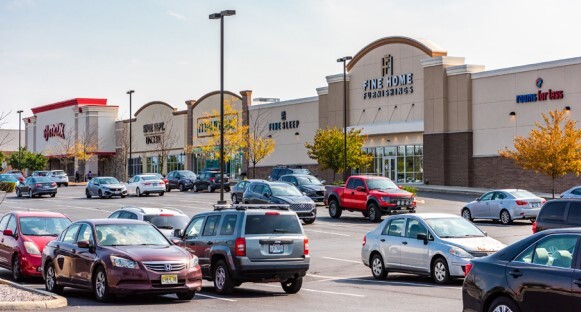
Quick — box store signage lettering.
[143,122,165,145]
[516,78,564,103]
[197,114,237,138]
[362,54,414,100]
[269,111,299,131]
[44,123,65,141]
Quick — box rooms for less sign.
[516,78,564,103]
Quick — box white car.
[48,170,69,187]
[126,174,165,197]
[461,189,545,225]
[108,207,190,238]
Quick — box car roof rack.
[120,206,185,215]
[213,204,290,211]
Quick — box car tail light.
[532,221,537,234]
[144,182,152,186]
[464,263,473,276]
[515,200,528,206]
[363,234,367,246]
[35,183,42,187]
[541,199,547,204]
[159,181,165,185]
[51,182,56,187]
[235,238,246,256]
[159,214,174,216]
[304,237,309,256]
[265,211,280,215]
[210,177,215,182]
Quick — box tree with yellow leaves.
[499,109,581,198]
[195,102,248,167]
[246,108,275,178]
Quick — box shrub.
[401,185,417,196]
[0,182,16,193]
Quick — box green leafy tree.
[8,147,47,172]
[305,127,372,181]
[499,109,581,198]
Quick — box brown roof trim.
[134,101,177,117]
[189,91,242,112]
[346,36,448,71]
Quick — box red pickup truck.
[324,175,416,222]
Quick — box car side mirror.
[416,233,428,245]
[3,229,13,237]
[398,185,403,189]
[173,229,183,238]
[77,240,90,248]
[320,180,326,184]
[302,192,307,196]
[356,186,366,192]
[263,192,271,197]
[482,231,488,236]
[476,197,481,202]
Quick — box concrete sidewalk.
[411,184,556,199]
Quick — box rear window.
[539,202,568,221]
[509,190,537,198]
[32,177,52,183]
[52,171,66,176]
[567,201,581,225]
[245,214,302,235]
[143,214,189,230]
[142,176,160,181]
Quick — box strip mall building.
[24,36,581,193]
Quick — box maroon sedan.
[0,211,71,281]
[41,219,202,302]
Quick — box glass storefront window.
[128,157,142,177]
[360,144,424,183]
[384,147,396,156]
[146,156,160,173]
[167,154,185,172]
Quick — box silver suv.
[108,206,190,238]
[174,204,310,294]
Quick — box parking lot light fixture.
[17,110,23,170]
[337,56,352,181]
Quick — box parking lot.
[0,186,533,312]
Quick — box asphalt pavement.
[0,187,533,312]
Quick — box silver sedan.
[361,213,505,284]
[461,189,545,225]
[560,185,581,199]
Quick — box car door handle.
[380,239,385,242]
[402,241,408,245]
[508,270,522,277]
[574,279,581,286]
[71,249,77,254]
[207,241,213,246]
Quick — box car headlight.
[448,246,473,258]
[381,196,391,202]
[184,179,191,183]
[111,256,138,269]
[102,187,110,191]
[24,241,41,255]
[189,255,199,268]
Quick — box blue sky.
[1,0,581,129]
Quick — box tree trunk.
[552,175,556,199]
[333,171,336,183]
[252,161,256,179]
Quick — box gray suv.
[174,204,310,294]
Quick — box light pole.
[210,9,236,204]
[127,90,134,179]
[337,56,352,181]
[16,110,23,170]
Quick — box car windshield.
[142,176,160,181]
[366,178,398,190]
[271,184,302,196]
[425,217,485,238]
[180,171,196,178]
[35,172,49,176]
[245,215,302,234]
[12,173,23,178]
[509,190,537,198]
[98,177,120,185]
[19,217,71,236]
[52,171,66,176]
[144,214,189,230]
[96,224,170,246]
[32,177,52,183]
[0,174,18,182]
[296,176,323,186]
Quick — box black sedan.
[231,179,266,204]
[462,228,581,312]
[279,174,325,203]
[16,177,57,198]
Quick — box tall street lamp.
[337,56,352,181]
[16,110,23,170]
[127,90,134,179]
[209,9,236,205]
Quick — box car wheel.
[208,185,214,193]
[98,190,104,199]
[16,189,21,198]
[166,185,171,192]
[94,266,112,302]
[179,184,185,192]
[12,255,22,282]
[281,277,303,294]
[28,190,33,198]
[462,208,473,221]
[121,195,126,198]
[213,260,234,294]
[500,209,512,225]
[367,203,382,222]
[303,218,316,225]
[370,253,387,280]
[362,210,369,218]
[50,193,56,198]
[136,187,142,197]
[176,291,196,300]
[192,184,198,192]
[488,296,520,312]
[328,199,342,219]
[159,192,164,197]
[86,189,92,199]
[232,194,238,204]
[44,262,63,294]
[431,257,450,284]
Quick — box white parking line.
[321,256,361,264]
[255,283,365,297]
[195,293,237,302]
[304,229,350,237]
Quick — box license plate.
[161,274,178,285]
[114,191,120,194]
[153,183,158,186]
[269,243,284,254]
[531,203,539,208]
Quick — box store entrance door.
[382,157,397,181]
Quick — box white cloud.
[166,10,186,21]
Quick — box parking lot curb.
[0,278,67,310]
